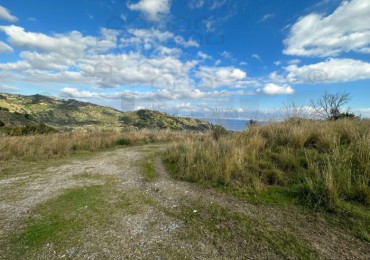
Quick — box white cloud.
[286,58,370,83]
[189,0,205,9]
[355,108,370,113]
[0,25,118,71]
[61,87,227,102]
[259,13,274,23]
[196,66,247,88]
[284,0,370,57]
[268,72,286,83]
[204,17,216,32]
[174,35,199,47]
[251,54,262,62]
[0,5,18,22]
[157,46,181,56]
[354,108,370,117]
[62,88,102,99]
[127,0,171,21]
[0,41,13,52]
[210,0,228,10]
[0,85,18,92]
[120,28,199,49]
[288,59,301,65]
[262,83,294,95]
[221,51,232,59]
[197,51,211,60]
[0,25,262,108]
[0,25,101,57]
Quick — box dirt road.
[1,144,369,259]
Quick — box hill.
[0,93,213,131]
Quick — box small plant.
[116,138,131,146]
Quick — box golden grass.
[0,129,201,161]
[164,118,370,209]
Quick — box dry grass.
[0,129,201,161]
[164,118,370,210]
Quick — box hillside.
[0,93,213,131]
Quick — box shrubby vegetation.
[0,123,58,136]
[164,118,370,211]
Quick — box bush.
[0,120,5,127]
[297,179,337,211]
[116,138,131,146]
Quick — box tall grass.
[164,119,370,210]
[0,129,200,161]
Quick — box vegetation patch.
[141,156,157,181]
[159,200,319,259]
[9,184,141,258]
[163,118,370,220]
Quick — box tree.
[310,92,354,120]
[248,119,257,126]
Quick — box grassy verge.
[163,118,370,240]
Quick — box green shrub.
[297,179,337,211]
[116,138,131,146]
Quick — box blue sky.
[0,0,370,119]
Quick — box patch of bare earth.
[0,144,369,259]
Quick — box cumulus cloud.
[196,66,247,88]
[0,25,90,54]
[0,5,18,22]
[0,24,260,111]
[128,0,171,21]
[284,0,370,57]
[286,58,370,83]
[0,41,13,52]
[0,25,117,61]
[120,28,199,50]
[261,83,294,95]
[0,45,196,89]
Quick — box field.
[1,119,369,259]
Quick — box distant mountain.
[0,93,214,131]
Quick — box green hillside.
[0,93,213,131]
